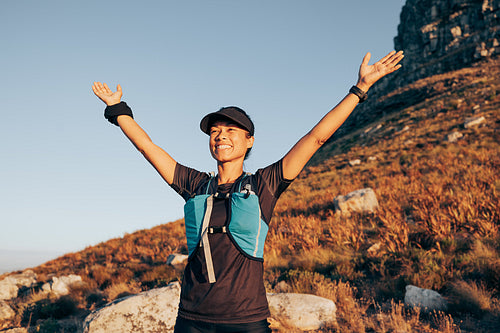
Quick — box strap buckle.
[208,226,227,234]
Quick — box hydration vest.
[183,173,268,283]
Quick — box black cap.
[200,106,254,136]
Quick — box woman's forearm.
[116,115,177,184]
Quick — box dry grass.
[264,58,500,332]
[1,58,498,332]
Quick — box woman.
[92,50,404,333]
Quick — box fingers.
[92,81,111,101]
[361,52,371,67]
[92,81,104,93]
[389,50,405,66]
[382,50,404,66]
[103,83,112,94]
[92,81,117,95]
[92,81,104,96]
[379,50,397,65]
[386,64,402,75]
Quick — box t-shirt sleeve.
[255,159,294,224]
[169,163,210,202]
[256,159,294,199]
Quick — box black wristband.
[349,86,368,103]
[104,101,134,126]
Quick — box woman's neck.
[217,162,244,185]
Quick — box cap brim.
[200,110,253,136]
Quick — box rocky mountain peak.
[377,0,499,95]
[329,0,499,140]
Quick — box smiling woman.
[208,120,254,165]
[92,49,403,333]
[201,106,255,162]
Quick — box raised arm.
[92,82,177,185]
[282,51,404,180]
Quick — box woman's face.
[209,120,254,164]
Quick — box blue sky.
[0,0,405,273]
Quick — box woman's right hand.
[92,82,123,106]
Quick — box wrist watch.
[349,86,368,103]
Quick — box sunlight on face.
[209,121,254,163]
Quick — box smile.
[216,145,232,150]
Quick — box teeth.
[216,145,231,149]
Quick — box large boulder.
[333,188,379,216]
[83,282,181,333]
[0,270,37,300]
[404,285,448,311]
[267,293,336,331]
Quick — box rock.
[326,0,499,142]
[367,242,383,257]
[0,300,15,321]
[0,329,28,333]
[348,159,361,166]
[363,124,383,137]
[400,125,410,132]
[464,116,485,128]
[83,282,181,333]
[42,274,83,297]
[166,254,188,266]
[368,156,378,161]
[391,0,500,90]
[334,188,379,216]
[267,293,336,331]
[446,131,463,142]
[404,285,447,311]
[0,270,37,300]
[273,281,292,293]
[0,282,18,301]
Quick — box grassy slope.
[1,57,499,332]
[265,57,499,331]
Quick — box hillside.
[1,55,498,332]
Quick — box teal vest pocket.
[184,194,211,256]
[229,193,268,259]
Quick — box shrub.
[104,280,141,301]
[448,280,495,316]
[35,318,61,333]
[85,291,107,310]
[21,296,78,326]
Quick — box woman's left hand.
[356,50,404,91]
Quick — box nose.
[215,130,227,141]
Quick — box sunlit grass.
[1,59,498,332]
